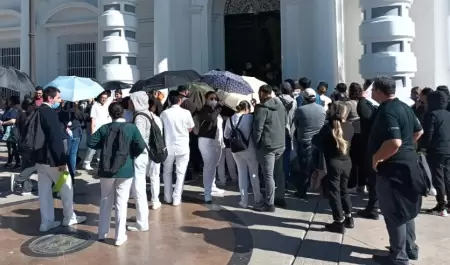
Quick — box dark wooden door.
[224,11,280,74]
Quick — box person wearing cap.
[293,88,326,200]
[160,90,195,206]
[253,84,287,212]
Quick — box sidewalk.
[0,169,448,265]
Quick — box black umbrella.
[102,81,132,91]
[0,66,35,94]
[130,70,201,92]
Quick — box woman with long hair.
[314,102,354,233]
[197,91,224,203]
[224,100,261,208]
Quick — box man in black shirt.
[368,77,423,265]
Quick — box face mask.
[52,102,60,109]
[207,100,217,108]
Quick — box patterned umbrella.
[130,70,201,92]
[201,70,253,95]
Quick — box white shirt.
[224,113,255,150]
[90,102,111,132]
[320,94,332,111]
[160,105,194,155]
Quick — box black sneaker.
[254,203,275,212]
[324,221,345,233]
[344,216,354,228]
[294,191,308,201]
[372,254,395,265]
[4,163,12,168]
[357,208,380,220]
[13,163,21,170]
[274,198,287,208]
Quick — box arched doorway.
[224,0,281,81]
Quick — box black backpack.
[229,115,251,153]
[102,123,129,176]
[19,109,45,156]
[134,113,168,163]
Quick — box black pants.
[326,157,352,221]
[377,175,419,265]
[186,133,202,180]
[348,133,366,188]
[6,142,20,164]
[427,155,450,205]
[366,169,379,211]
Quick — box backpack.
[19,109,45,156]
[279,97,294,111]
[229,115,251,153]
[102,123,129,175]
[134,113,168,163]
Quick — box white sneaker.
[63,216,87,226]
[152,201,162,210]
[211,187,225,196]
[172,200,181,206]
[21,192,32,196]
[115,235,128,246]
[126,225,149,232]
[238,201,248,209]
[39,221,61,232]
[82,163,93,171]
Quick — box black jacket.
[34,104,67,167]
[419,91,450,156]
[197,104,222,139]
[356,98,377,143]
[58,109,87,138]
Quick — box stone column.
[20,0,30,74]
[359,0,416,88]
[280,0,302,80]
[98,0,139,83]
[153,0,174,74]
[312,0,343,86]
[190,0,212,74]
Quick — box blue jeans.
[67,136,81,180]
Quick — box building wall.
[136,0,154,79]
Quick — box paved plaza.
[0,157,449,265]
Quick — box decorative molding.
[0,26,20,32]
[0,9,21,19]
[44,19,97,28]
[42,2,99,24]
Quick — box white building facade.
[0,0,449,91]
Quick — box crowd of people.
[0,74,446,265]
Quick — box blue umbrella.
[45,76,105,101]
[200,70,253,95]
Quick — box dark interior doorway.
[224,11,281,77]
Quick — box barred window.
[0,47,20,69]
[66,43,96,78]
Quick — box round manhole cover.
[21,229,95,257]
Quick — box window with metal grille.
[0,47,20,69]
[66,43,96,78]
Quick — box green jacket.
[88,120,146,178]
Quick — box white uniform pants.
[163,153,190,203]
[84,148,99,164]
[132,153,149,230]
[232,150,262,205]
[148,161,161,203]
[98,178,133,243]
[36,163,77,227]
[199,138,222,201]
